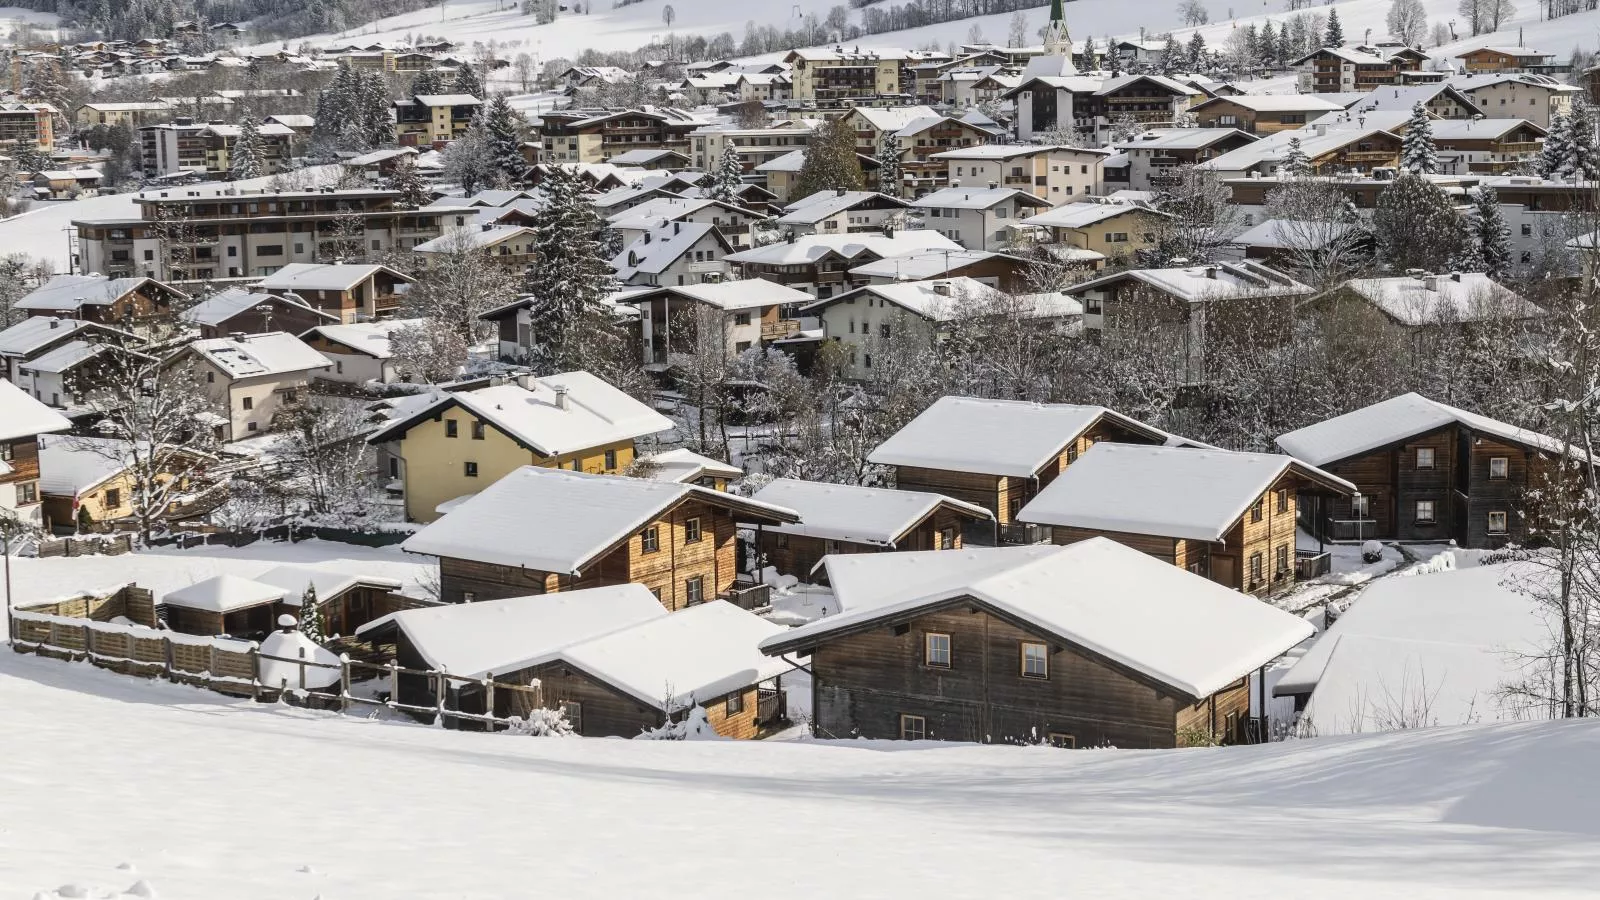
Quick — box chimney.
[1314,123,1327,137]
[1422,274,1439,291]
[673,221,681,234]
[514,373,535,390]
[553,384,569,410]
[932,280,951,296]
[229,331,246,341]
[786,230,796,243]
[1204,265,1219,279]
[642,232,651,244]
[950,178,960,188]
[988,181,997,190]
[48,318,58,329]
[1451,271,1463,282]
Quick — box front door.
[1211,554,1238,590]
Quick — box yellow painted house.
[369,371,674,523]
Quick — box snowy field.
[3,646,1599,900]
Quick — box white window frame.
[1021,641,1049,679]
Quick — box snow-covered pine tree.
[412,68,446,95]
[708,143,745,203]
[526,168,616,373]
[1282,136,1312,177]
[875,133,903,198]
[298,583,325,643]
[310,65,359,156]
[444,109,499,193]
[1159,35,1184,74]
[1565,96,1600,182]
[1473,185,1514,277]
[1324,8,1344,47]
[389,155,431,208]
[360,70,394,148]
[1257,20,1277,67]
[1400,101,1437,174]
[1450,211,1485,273]
[453,63,484,98]
[228,117,266,181]
[1540,111,1572,179]
[1187,32,1207,70]
[791,117,864,200]
[1372,172,1462,272]
[482,94,526,184]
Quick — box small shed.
[252,565,407,637]
[160,574,291,637]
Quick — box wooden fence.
[9,610,542,730]
[35,534,134,558]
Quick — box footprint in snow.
[123,881,157,899]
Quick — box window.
[16,481,37,505]
[388,458,399,478]
[104,488,121,508]
[924,632,951,667]
[939,526,955,550]
[684,516,702,543]
[1488,510,1508,534]
[1105,231,1129,243]
[1047,733,1076,748]
[733,312,751,326]
[227,245,237,257]
[0,443,11,462]
[641,525,660,553]
[1250,498,1264,523]
[462,591,477,603]
[899,714,927,741]
[471,421,485,440]
[1276,544,1289,576]
[240,396,253,411]
[1521,223,1533,236]
[258,244,282,256]
[445,418,458,438]
[1276,488,1289,513]
[247,422,258,432]
[1066,445,1079,463]
[464,461,479,477]
[1021,641,1049,678]
[604,449,617,470]
[1249,552,1264,585]
[283,390,297,404]
[1416,447,1435,469]
[1352,494,1370,518]
[774,532,789,549]
[685,575,705,605]
[726,691,744,715]
[1416,499,1436,523]
[207,371,216,384]
[561,700,583,733]
[1489,456,1508,479]
[880,323,891,338]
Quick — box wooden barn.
[159,568,416,638]
[748,478,993,579]
[866,396,1181,543]
[400,467,799,608]
[1016,443,1354,595]
[758,538,1314,748]
[358,587,790,736]
[1277,393,1575,548]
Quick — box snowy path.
[4,650,1600,899]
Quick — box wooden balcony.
[760,319,800,340]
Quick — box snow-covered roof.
[36,435,134,496]
[611,221,721,279]
[370,371,671,457]
[1425,118,1542,140]
[402,467,798,574]
[300,318,422,360]
[1232,218,1358,250]
[910,186,1049,211]
[806,277,1057,322]
[753,149,807,173]
[256,263,411,292]
[1022,201,1170,230]
[1071,262,1312,302]
[1114,127,1256,152]
[1195,93,1346,112]
[609,279,812,312]
[867,396,1169,478]
[187,332,332,380]
[412,93,482,106]
[931,144,1109,161]
[750,478,991,546]
[778,190,904,225]
[198,122,295,139]
[181,286,336,327]
[1017,443,1352,541]
[847,248,1012,280]
[1200,126,1402,174]
[357,584,666,679]
[606,197,720,230]
[1275,561,1549,732]
[847,105,939,131]
[724,231,960,266]
[344,146,417,167]
[161,574,287,613]
[607,148,687,166]
[21,339,130,374]
[15,275,178,312]
[0,317,104,357]
[251,564,403,602]
[762,538,1315,700]
[1331,273,1545,326]
[1461,45,1549,58]
[1448,72,1579,94]
[1276,393,1575,466]
[414,224,533,253]
[636,447,742,484]
[557,600,789,711]
[0,379,71,442]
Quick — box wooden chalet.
[358,588,791,736]
[13,274,186,335]
[1188,95,1347,134]
[1303,272,1546,348]
[1017,443,1354,595]
[0,380,71,530]
[1277,393,1576,548]
[0,317,142,384]
[608,278,815,367]
[253,263,416,324]
[400,466,799,608]
[181,286,338,340]
[748,478,993,579]
[867,396,1178,542]
[1456,46,1554,74]
[758,539,1314,747]
[633,448,742,491]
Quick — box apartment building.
[393,93,482,146]
[689,122,814,172]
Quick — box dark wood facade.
[0,436,43,523]
[794,599,1250,748]
[1300,424,1543,548]
[437,496,751,609]
[201,296,332,340]
[758,504,974,579]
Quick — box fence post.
[388,659,399,708]
[297,645,308,693]
[339,653,351,714]
[250,642,262,703]
[206,643,216,689]
[163,636,174,682]
[484,673,495,730]
[435,669,447,728]
[81,623,91,661]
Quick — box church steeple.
[1041,0,1071,58]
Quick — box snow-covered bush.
[506,708,575,737]
[1361,540,1384,564]
[636,706,724,741]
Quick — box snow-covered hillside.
[4,648,1599,899]
[246,0,1598,75]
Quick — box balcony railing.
[721,581,772,610]
[1294,550,1332,580]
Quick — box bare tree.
[1386,0,1428,45]
[1177,0,1209,26]
[273,398,379,521]
[403,229,521,344]
[390,319,470,383]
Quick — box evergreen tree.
[526,168,616,373]
[389,155,431,209]
[1540,111,1572,179]
[1566,97,1600,182]
[875,133,903,198]
[228,117,266,182]
[1282,136,1312,177]
[1450,212,1485,273]
[1473,185,1514,277]
[444,110,499,193]
[1258,20,1277,67]
[708,143,745,203]
[791,118,864,200]
[359,70,394,148]
[1372,172,1462,272]
[1159,35,1184,74]
[482,94,526,184]
[298,583,325,643]
[1278,22,1296,66]
[453,64,484,98]
[1400,101,1437,174]
[1324,8,1344,47]
[1187,32,1207,70]
[412,68,447,95]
